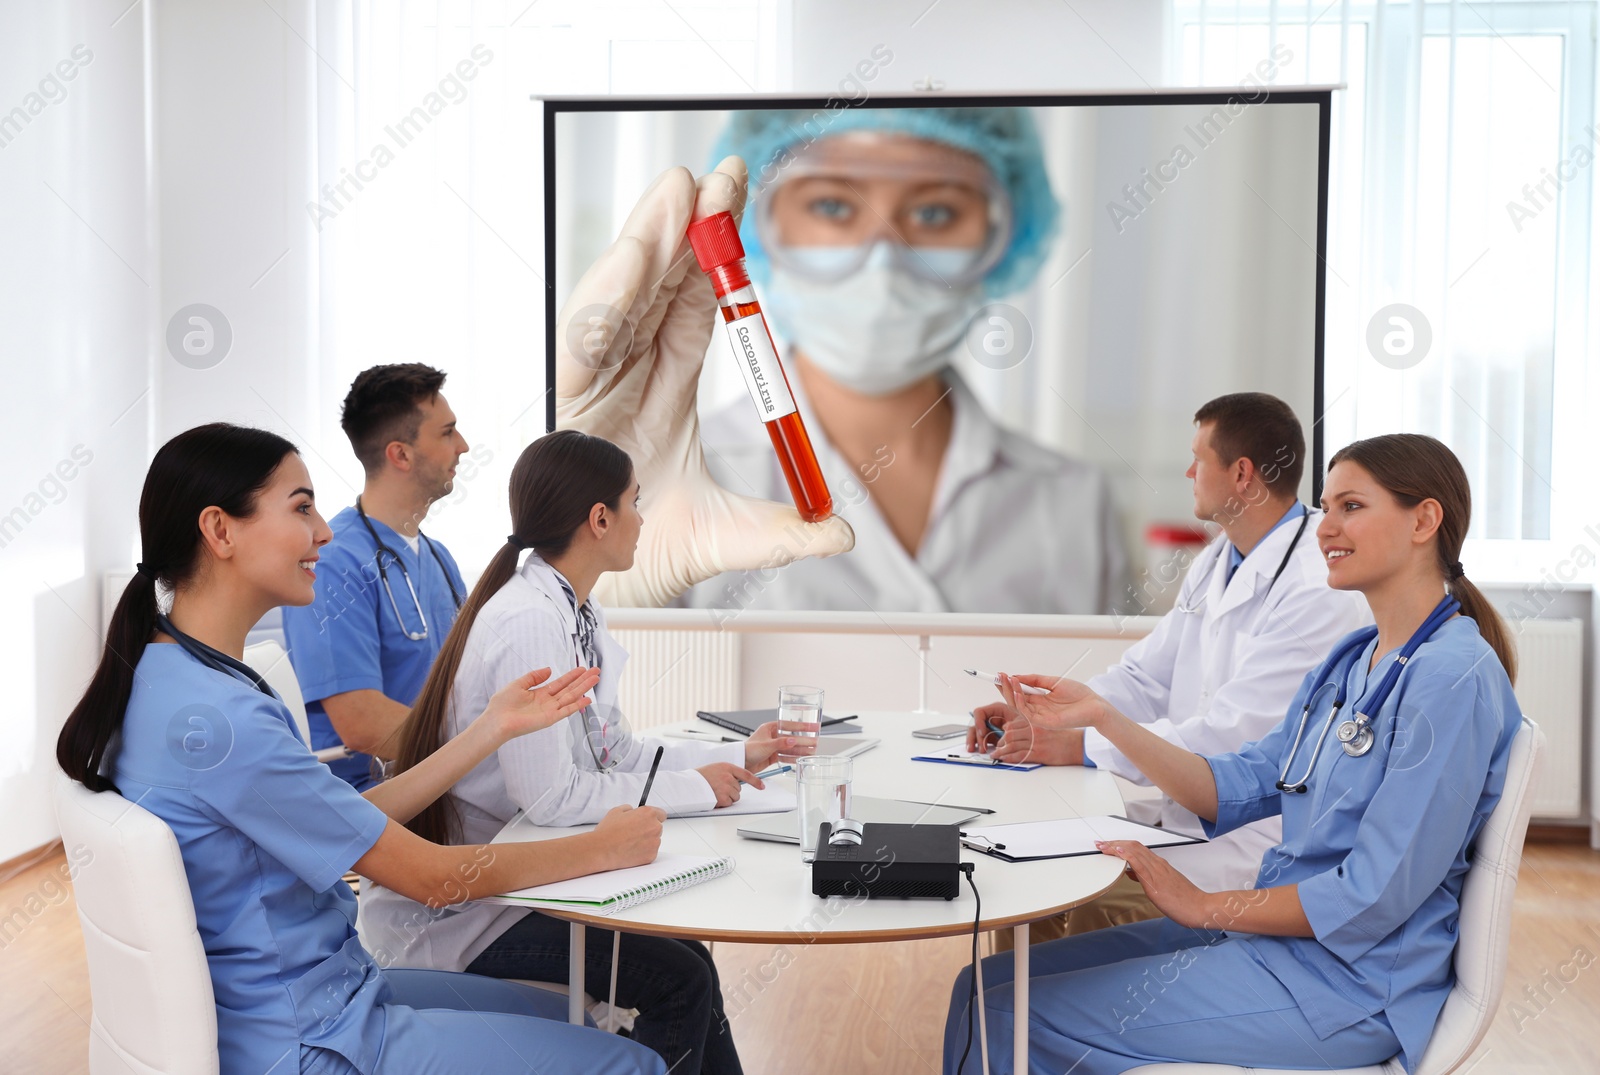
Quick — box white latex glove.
[556,156,856,608]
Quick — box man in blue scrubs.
[284,364,469,788]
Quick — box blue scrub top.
[282,506,465,789]
[1203,615,1521,1072]
[110,643,391,1074]
[1224,501,1306,586]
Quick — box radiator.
[611,629,741,732]
[1513,618,1583,820]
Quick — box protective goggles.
[753,134,1014,288]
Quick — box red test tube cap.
[687,211,745,272]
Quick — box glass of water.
[796,754,853,862]
[777,684,824,760]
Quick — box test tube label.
[724,313,798,423]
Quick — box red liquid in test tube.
[687,211,833,523]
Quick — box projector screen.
[546,91,1329,617]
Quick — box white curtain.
[1171,0,1594,553]
[310,0,784,575]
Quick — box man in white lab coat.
[974,392,1370,943]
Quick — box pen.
[947,753,998,765]
[963,668,1051,696]
[664,728,739,743]
[638,745,665,807]
[753,763,792,780]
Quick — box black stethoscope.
[1275,594,1461,793]
[355,497,463,642]
[157,613,276,699]
[1174,505,1312,615]
[541,568,620,774]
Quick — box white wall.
[0,3,154,864]
[0,0,322,864]
[151,0,320,445]
[789,0,1167,93]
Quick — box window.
[1173,1,1594,573]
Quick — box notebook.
[673,784,797,818]
[697,708,859,736]
[958,815,1204,862]
[493,853,734,914]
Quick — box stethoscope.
[1274,594,1461,793]
[1174,506,1312,615]
[355,497,463,642]
[536,563,619,774]
[157,613,276,699]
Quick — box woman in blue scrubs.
[946,433,1524,1074]
[56,423,668,1075]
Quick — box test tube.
[687,211,833,523]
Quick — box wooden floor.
[6,841,1598,1073]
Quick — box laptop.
[803,736,880,759]
[737,795,989,844]
[697,708,860,737]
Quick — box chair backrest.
[243,638,309,746]
[1413,716,1545,1075]
[52,770,219,1075]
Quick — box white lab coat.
[678,366,1130,614]
[358,552,743,973]
[1083,509,1372,892]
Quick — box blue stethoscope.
[356,497,463,642]
[1275,594,1461,793]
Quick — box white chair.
[1132,716,1545,1075]
[243,638,347,764]
[53,769,220,1075]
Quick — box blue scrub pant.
[943,917,1400,1074]
[301,969,665,1074]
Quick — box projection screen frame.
[542,89,1334,604]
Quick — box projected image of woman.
[553,107,1127,615]
[680,108,1126,615]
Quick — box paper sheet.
[672,783,797,818]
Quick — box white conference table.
[488,711,1127,1071]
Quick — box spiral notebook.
[491,853,734,914]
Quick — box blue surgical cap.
[709,106,1061,298]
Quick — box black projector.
[811,821,962,899]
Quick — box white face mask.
[765,243,984,396]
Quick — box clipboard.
[958,815,1205,862]
[911,751,1043,772]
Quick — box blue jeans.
[465,910,743,1075]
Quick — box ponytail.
[394,542,523,844]
[1329,434,1517,684]
[56,573,161,792]
[56,424,299,792]
[1450,573,1517,685]
[393,430,634,844]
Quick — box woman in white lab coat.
[362,430,799,1075]
[674,107,1128,615]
